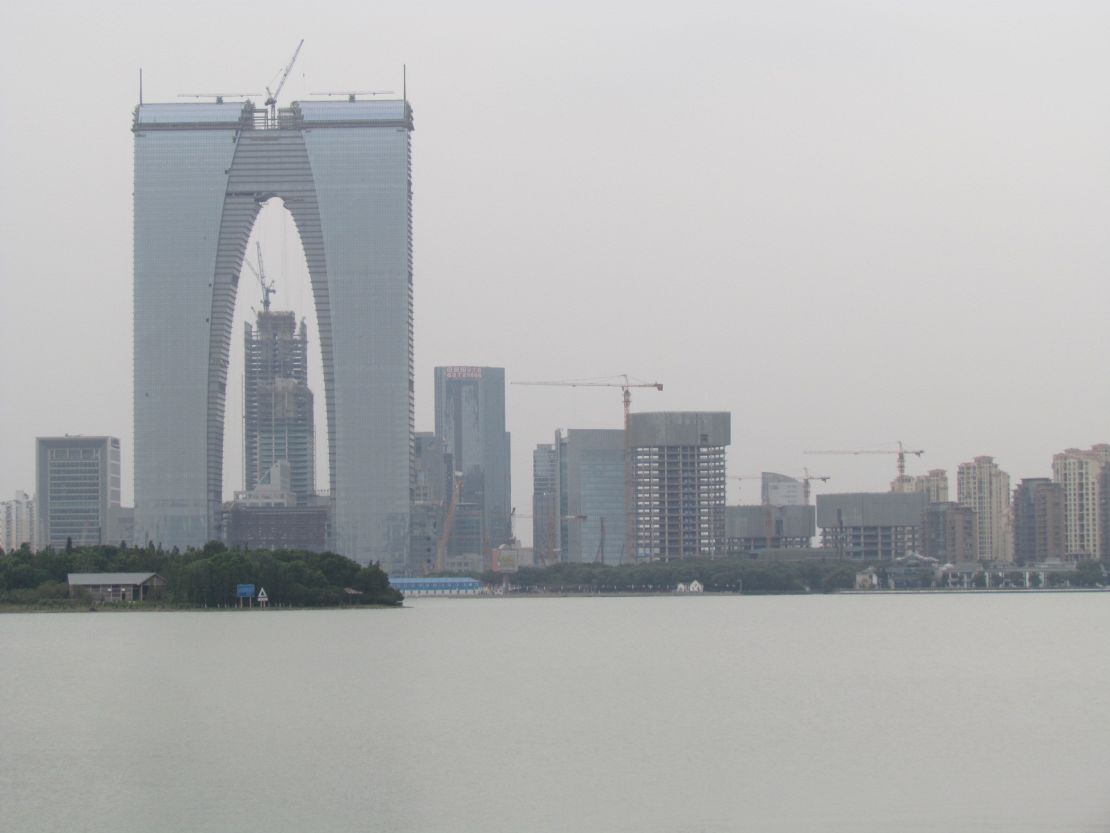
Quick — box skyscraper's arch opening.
[222,198,329,504]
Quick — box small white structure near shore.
[675,580,704,594]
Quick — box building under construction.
[816,492,927,560]
[243,305,315,505]
[725,505,815,552]
[630,412,730,560]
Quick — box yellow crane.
[434,473,463,572]
[512,374,663,564]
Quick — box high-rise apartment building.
[1012,478,1065,563]
[36,437,121,549]
[0,491,36,552]
[434,367,511,554]
[921,502,976,563]
[914,470,949,503]
[133,98,413,568]
[1051,445,1110,559]
[957,456,1012,562]
[630,412,730,560]
[244,306,314,503]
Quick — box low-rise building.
[67,572,167,602]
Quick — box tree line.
[0,542,402,608]
[475,557,860,594]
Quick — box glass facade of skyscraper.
[133,100,414,567]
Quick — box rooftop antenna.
[403,64,407,103]
[139,68,143,106]
[264,39,304,124]
[243,242,275,312]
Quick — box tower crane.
[804,441,924,480]
[242,241,275,312]
[264,39,304,124]
[800,468,831,505]
[512,374,663,565]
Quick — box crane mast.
[264,39,304,124]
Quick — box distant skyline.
[3,1,1109,548]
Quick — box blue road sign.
[236,584,256,598]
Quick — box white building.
[1052,445,1110,559]
[957,456,1012,562]
[1,491,36,552]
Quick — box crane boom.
[805,441,924,478]
[264,39,304,121]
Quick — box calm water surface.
[1,594,1108,832]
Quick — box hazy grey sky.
[2,1,1108,542]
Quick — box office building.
[725,505,815,551]
[36,436,121,549]
[557,429,625,565]
[816,492,927,560]
[243,303,314,504]
[921,502,976,563]
[0,491,36,552]
[762,473,805,506]
[434,367,511,555]
[1012,478,1065,564]
[1052,445,1110,559]
[133,97,414,568]
[630,412,730,560]
[957,456,1013,562]
[532,442,560,565]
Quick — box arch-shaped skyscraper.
[133,100,414,568]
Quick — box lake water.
[1,594,1108,832]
